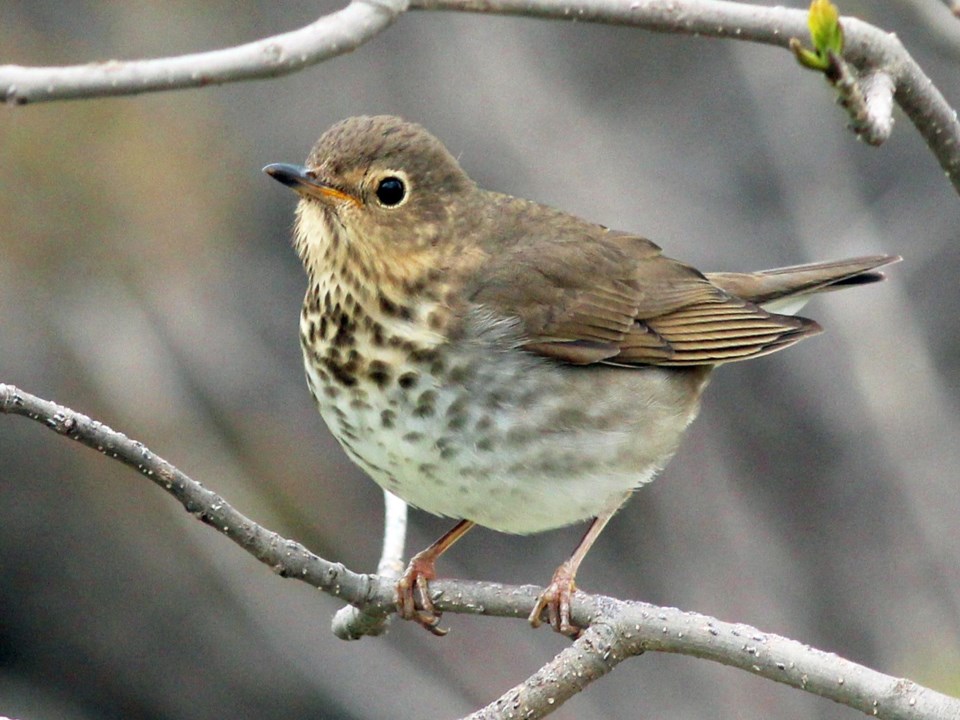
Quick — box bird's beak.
[263,163,359,206]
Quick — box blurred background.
[1,1,959,718]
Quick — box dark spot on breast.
[323,385,340,399]
[418,463,438,478]
[535,457,566,476]
[427,311,444,330]
[367,360,391,389]
[414,390,438,418]
[476,438,494,452]
[381,409,396,429]
[403,431,424,443]
[484,389,508,409]
[409,347,439,364]
[331,310,355,347]
[446,396,467,416]
[385,336,415,353]
[406,277,428,294]
[475,416,493,431]
[319,316,328,339]
[436,437,459,460]
[321,356,358,387]
[398,372,419,389]
[448,365,469,383]
[445,396,469,430]
[305,345,323,365]
[378,293,413,321]
[305,285,321,313]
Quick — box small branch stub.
[789,0,894,145]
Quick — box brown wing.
[466,228,819,367]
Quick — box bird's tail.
[705,255,900,316]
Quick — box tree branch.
[331,490,408,639]
[3,382,958,720]
[3,1,959,196]
[464,622,633,720]
[413,0,960,193]
[0,0,407,104]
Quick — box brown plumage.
[265,115,899,636]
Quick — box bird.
[264,115,898,636]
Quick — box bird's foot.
[396,552,449,636]
[528,561,583,637]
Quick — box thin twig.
[3,382,959,720]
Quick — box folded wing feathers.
[497,234,886,368]
[614,297,821,366]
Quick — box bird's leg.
[397,519,475,636]
[529,511,616,636]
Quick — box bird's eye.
[375,176,406,207]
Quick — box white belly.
[305,322,705,534]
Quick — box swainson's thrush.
[265,115,898,635]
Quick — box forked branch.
[3,382,958,720]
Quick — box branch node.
[826,54,894,145]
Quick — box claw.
[528,561,582,637]
[394,519,476,636]
[396,552,448,635]
[528,512,617,636]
